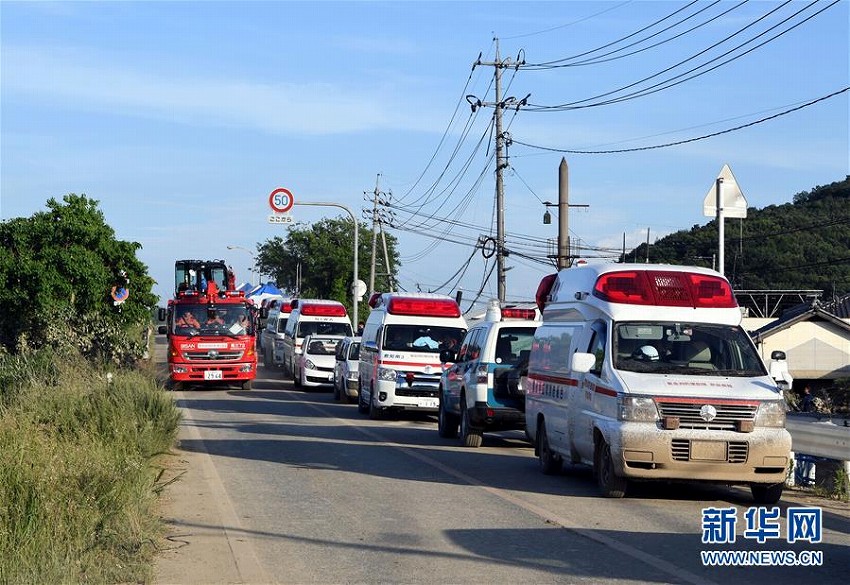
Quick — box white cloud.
[3,45,442,136]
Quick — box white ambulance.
[358,292,467,419]
[281,299,353,380]
[525,263,792,504]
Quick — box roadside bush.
[0,349,180,583]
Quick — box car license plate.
[421,399,438,409]
[204,370,223,381]
[690,441,726,461]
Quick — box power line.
[512,87,849,154]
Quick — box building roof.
[752,298,850,341]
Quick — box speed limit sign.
[268,188,294,214]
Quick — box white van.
[281,299,353,380]
[260,303,292,367]
[525,263,792,504]
[358,293,467,419]
[294,334,344,388]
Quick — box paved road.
[153,337,849,584]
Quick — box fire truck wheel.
[171,381,183,392]
[241,380,252,391]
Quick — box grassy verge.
[0,348,180,583]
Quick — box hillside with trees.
[629,177,850,300]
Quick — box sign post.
[703,165,747,276]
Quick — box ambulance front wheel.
[537,419,562,475]
[750,482,783,505]
[357,383,369,414]
[368,388,383,420]
[594,436,627,498]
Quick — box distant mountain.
[629,176,850,303]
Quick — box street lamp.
[227,245,257,286]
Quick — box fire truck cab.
[160,260,257,391]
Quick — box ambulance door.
[570,320,607,463]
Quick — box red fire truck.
[158,260,257,391]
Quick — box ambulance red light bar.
[300,302,348,317]
[387,297,461,317]
[593,270,737,309]
[501,308,537,320]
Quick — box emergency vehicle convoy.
[438,299,540,447]
[159,260,257,391]
[358,292,467,419]
[525,263,792,504]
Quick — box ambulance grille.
[671,439,749,463]
[657,401,756,431]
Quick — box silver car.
[333,336,361,403]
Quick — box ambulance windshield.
[613,322,766,376]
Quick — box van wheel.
[460,399,482,448]
[751,482,783,505]
[537,420,562,475]
[241,379,252,391]
[293,366,302,388]
[369,391,383,420]
[333,380,341,401]
[438,394,458,438]
[357,385,369,414]
[595,437,627,498]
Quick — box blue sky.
[2,1,848,308]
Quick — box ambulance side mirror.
[571,352,596,374]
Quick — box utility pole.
[557,158,569,270]
[471,38,529,302]
[367,174,382,296]
[364,176,393,295]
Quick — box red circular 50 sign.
[269,188,294,213]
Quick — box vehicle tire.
[241,379,252,391]
[333,379,341,401]
[369,390,383,420]
[357,384,369,414]
[293,365,302,388]
[170,381,183,392]
[595,437,627,498]
[537,420,562,475]
[438,394,459,438]
[460,397,483,448]
[751,482,783,505]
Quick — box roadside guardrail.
[785,413,850,493]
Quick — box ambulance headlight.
[618,396,659,422]
[378,367,397,382]
[754,400,786,427]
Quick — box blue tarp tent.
[246,282,285,305]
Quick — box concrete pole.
[494,41,507,302]
[294,201,359,327]
[368,175,380,295]
[716,178,725,276]
[558,158,569,270]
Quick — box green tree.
[0,194,157,363]
[256,217,399,317]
